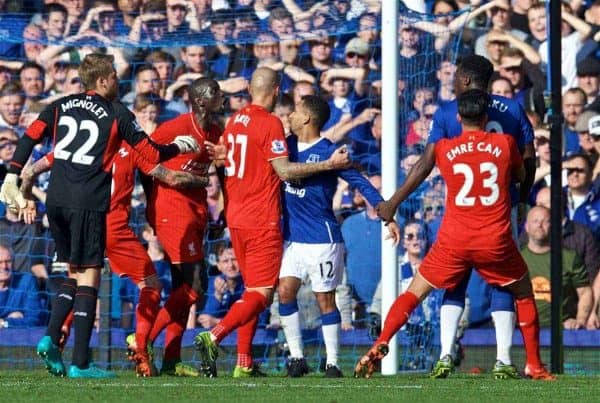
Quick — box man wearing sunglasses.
[564,153,600,242]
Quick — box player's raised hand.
[204,137,227,161]
[327,145,352,170]
[173,135,200,154]
[376,200,397,223]
[385,221,401,246]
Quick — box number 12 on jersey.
[225,133,248,178]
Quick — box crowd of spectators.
[0,0,599,340]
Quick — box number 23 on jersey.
[453,162,500,206]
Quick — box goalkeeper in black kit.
[0,53,199,379]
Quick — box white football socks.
[281,311,304,358]
[492,310,515,365]
[321,323,340,367]
[439,304,464,359]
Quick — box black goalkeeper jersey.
[10,91,178,212]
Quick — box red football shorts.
[153,211,207,264]
[229,228,283,288]
[106,208,155,284]
[418,242,528,290]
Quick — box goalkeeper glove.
[0,173,27,210]
[172,135,200,154]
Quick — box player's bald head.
[250,67,280,96]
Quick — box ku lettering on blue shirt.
[282,135,383,244]
[427,94,534,205]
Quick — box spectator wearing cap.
[498,47,546,116]
[574,110,600,167]
[588,114,600,181]
[341,37,370,68]
[577,58,600,112]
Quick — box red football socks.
[149,284,197,343]
[515,296,543,368]
[377,291,420,344]
[135,287,161,353]
[163,313,187,362]
[236,316,258,367]
[211,291,268,344]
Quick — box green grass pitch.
[1,370,599,402]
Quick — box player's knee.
[278,281,299,303]
[505,277,533,300]
[314,291,336,312]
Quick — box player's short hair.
[457,89,489,126]
[79,53,115,90]
[188,77,220,101]
[301,95,331,130]
[456,55,494,89]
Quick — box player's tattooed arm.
[20,155,52,200]
[149,165,209,188]
[271,145,351,181]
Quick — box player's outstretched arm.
[17,154,53,224]
[271,145,352,181]
[148,164,209,189]
[377,144,436,223]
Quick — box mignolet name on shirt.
[60,96,109,119]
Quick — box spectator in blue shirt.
[565,153,600,241]
[0,244,43,328]
[197,243,244,329]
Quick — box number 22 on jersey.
[224,133,248,178]
[54,115,99,165]
[453,162,499,206]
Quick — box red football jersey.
[148,113,221,216]
[434,130,522,250]
[109,142,155,212]
[222,104,288,229]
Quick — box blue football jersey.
[427,94,534,205]
[283,135,383,244]
[427,94,534,148]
